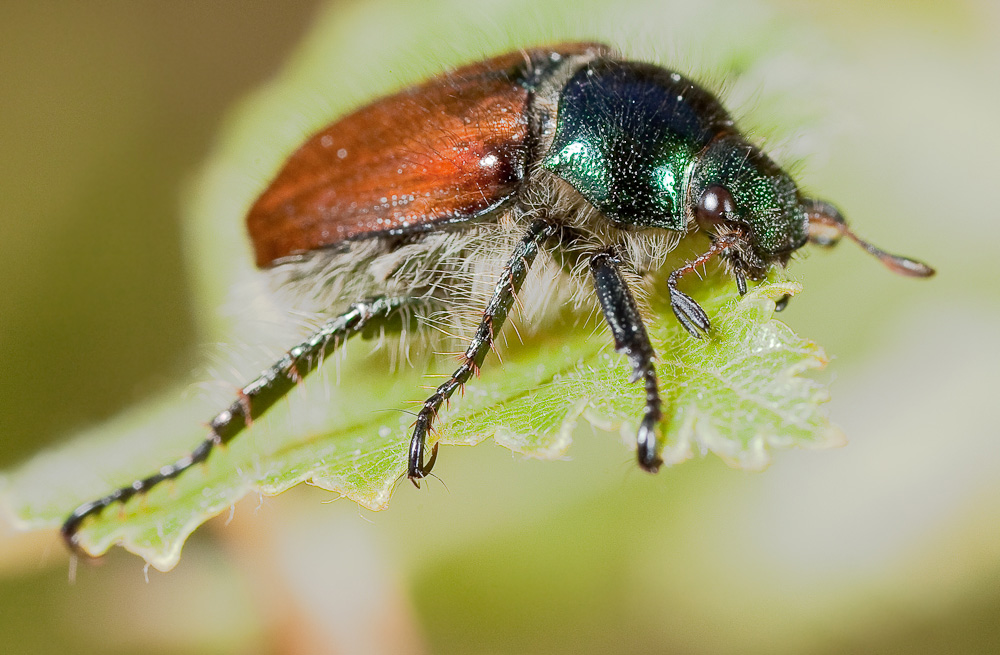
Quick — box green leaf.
[0,274,841,571]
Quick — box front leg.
[589,249,663,472]
[667,233,743,338]
[407,220,557,484]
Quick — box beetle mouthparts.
[804,198,935,278]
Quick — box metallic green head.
[687,134,808,277]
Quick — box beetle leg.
[408,220,557,484]
[733,266,748,296]
[590,249,663,472]
[61,296,422,557]
[667,234,742,338]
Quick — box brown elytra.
[246,43,608,266]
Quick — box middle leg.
[407,219,557,483]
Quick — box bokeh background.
[2,0,999,653]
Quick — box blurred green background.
[2,0,999,653]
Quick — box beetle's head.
[688,135,935,281]
[687,135,807,280]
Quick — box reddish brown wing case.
[246,43,608,267]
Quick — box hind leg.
[61,296,425,555]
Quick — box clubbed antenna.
[804,199,935,277]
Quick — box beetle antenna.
[804,198,935,277]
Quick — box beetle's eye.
[696,185,736,224]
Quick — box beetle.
[61,42,933,554]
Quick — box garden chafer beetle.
[62,42,933,554]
